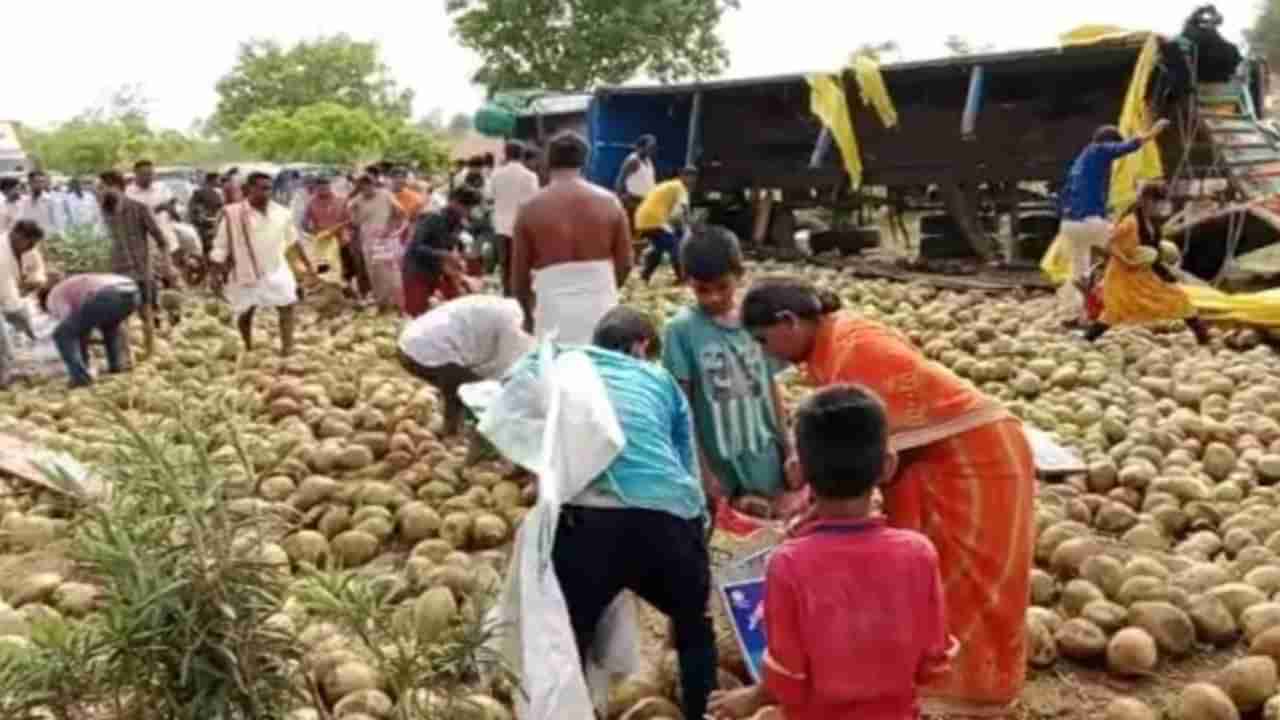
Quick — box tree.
[944,35,995,56]
[234,103,390,164]
[1247,0,1280,69]
[446,0,739,91]
[213,35,413,134]
[384,123,452,175]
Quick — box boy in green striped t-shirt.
[661,226,792,518]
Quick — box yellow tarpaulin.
[1110,34,1164,214]
[1181,285,1280,328]
[1060,25,1150,47]
[807,74,863,186]
[806,55,898,189]
[1041,30,1163,285]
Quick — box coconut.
[1052,537,1103,578]
[333,689,393,718]
[331,530,379,568]
[1204,443,1238,482]
[337,445,376,471]
[1030,570,1057,607]
[1255,625,1280,664]
[293,475,340,510]
[1174,564,1233,596]
[322,661,381,704]
[11,573,63,608]
[1105,698,1156,720]
[413,587,458,643]
[50,583,99,617]
[1083,600,1129,634]
[1118,576,1171,606]
[1207,584,1268,622]
[396,502,442,543]
[440,512,474,550]
[1216,656,1277,712]
[1176,683,1240,720]
[318,505,353,539]
[259,475,297,501]
[1082,555,1126,598]
[1061,579,1106,617]
[1055,618,1107,660]
[283,530,331,567]
[1128,602,1195,657]
[1187,594,1238,646]
[1241,603,1280,642]
[1026,615,1058,668]
[471,513,509,550]
[1107,628,1158,676]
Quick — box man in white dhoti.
[211,172,300,356]
[511,131,633,345]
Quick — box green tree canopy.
[1247,0,1280,69]
[234,103,389,164]
[233,102,450,173]
[446,0,739,92]
[18,86,245,175]
[213,35,413,133]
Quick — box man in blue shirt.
[1058,119,1169,325]
[506,306,715,720]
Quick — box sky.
[0,0,1260,131]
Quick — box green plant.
[43,224,112,275]
[0,404,306,720]
[295,570,517,719]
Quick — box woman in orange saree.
[742,277,1035,715]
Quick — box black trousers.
[553,506,717,720]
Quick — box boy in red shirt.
[707,384,957,720]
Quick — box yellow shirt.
[634,179,688,232]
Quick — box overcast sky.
[0,0,1258,131]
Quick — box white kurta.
[211,201,299,315]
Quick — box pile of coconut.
[1,264,1279,718]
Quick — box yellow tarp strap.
[1041,32,1163,285]
[807,74,863,187]
[1110,34,1164,214]
[1181,285,1280,328]
[806,55,899,190]
[1060,25,1150,47]
[853,55,899,129]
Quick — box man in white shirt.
[126,160,178,253]
[14,171,67,239]
[0,221,47,387]
[397,295,533,437]
[61,178,102,236]
[614,134,657,229]
[490,141,541,297]
[211,171,301,356]
[0,178,20,234]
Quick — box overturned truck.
[583,20,1275,284]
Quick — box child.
[661,226,792,517]
[707,384,957,720]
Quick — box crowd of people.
[0,127,1046,720]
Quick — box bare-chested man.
[510,131,632,344]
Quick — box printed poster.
[720,577,767,682]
